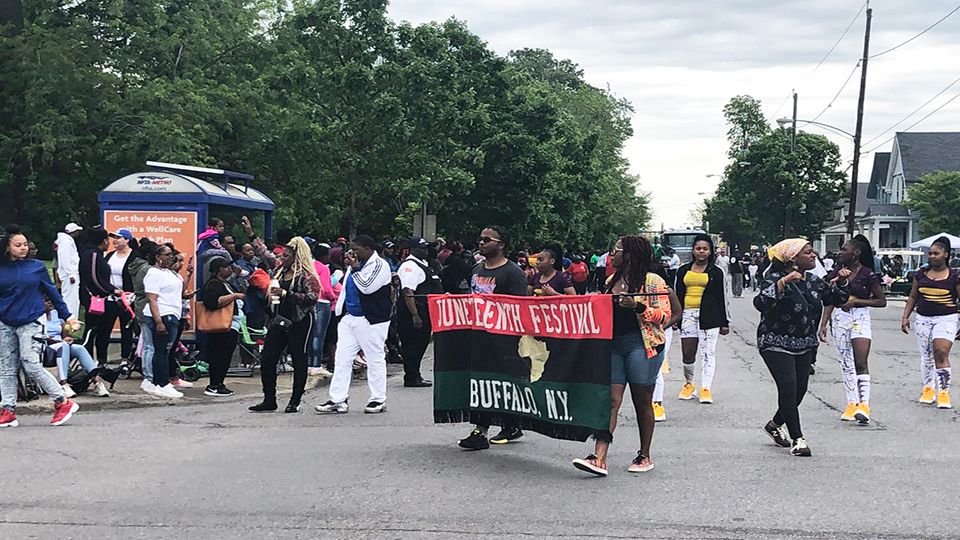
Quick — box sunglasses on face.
[478,237,502,245]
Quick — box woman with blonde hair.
[249,237,320,413]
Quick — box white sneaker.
[315,400,349,414]
[61,384,77,399]
[156,384,183,398]
[171,379,194,389]
[93,381,110,397]
[140,379,157,394]
[307,367,323,376]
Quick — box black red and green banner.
[429,293,613,442]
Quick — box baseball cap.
[404,237,429,249]
[109,229,134,241]
[64,223,83,233]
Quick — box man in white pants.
[56,223,83,316]
[316,235,393,414]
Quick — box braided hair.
[286,236,319,284]
[613,235,654,292]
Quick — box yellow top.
[683,271,709,308]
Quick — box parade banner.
[429,294,614,442]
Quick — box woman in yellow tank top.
[673,235,730,404]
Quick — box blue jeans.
[0,321,65,410]
[146,315,179,386]
[139,320,154,382]
[56,343,97,381]
[308,302,332,368]
[610,331,665,386]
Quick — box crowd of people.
[0,219,956,475]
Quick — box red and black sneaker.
[50,400,79,426]
[0,408,18,428]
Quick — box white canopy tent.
[909,233,960,249]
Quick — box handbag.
[196,299,234,333]
[270,314,293,332]
[88,296,106,315]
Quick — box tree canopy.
[1,0,648,254]
[704,96,846,247]
[905,171,960,237]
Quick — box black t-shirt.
[471,260,528,296]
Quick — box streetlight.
[777,117,859,236]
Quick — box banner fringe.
[434,409,610,443]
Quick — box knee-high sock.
[653,371,664,403]
[937,368,952,391]
[699,328,719,388]
[917,320,937,389]
[683,363,695,384]
[857,374,871,405]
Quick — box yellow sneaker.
[840,402,858,421]
[937,390,952,409]
[678,383,696,400]
[919,386,936,404]
[699,387,713,404]
[854,402,871,424]
[653,402,666,422]
[661,359,670,374]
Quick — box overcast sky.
[387,0,960,230]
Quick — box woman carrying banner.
[755,239,850,457]
[817,235,885,424]
[572,235,671,476]
[527,247,577,297]
[674,234,729,404]
[901,236,959,410]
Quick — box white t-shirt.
[716,255,729,273]
[669,254,680,270]
[108,251,130,289]
[398,256,427,291]
[142,267,183,318]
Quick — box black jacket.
[674,263,729,329]
[79,247,113,308]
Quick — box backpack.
[570,262,589,283]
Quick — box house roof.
[866,152,890,199]
[864,203,910,217]
[897,132,960,184]
[844,181,872,215]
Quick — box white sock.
[857,374,871,405]
[653,372,664,403]
[937,368,952,391]
[683,364,695,384]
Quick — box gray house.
[819,132,960,252]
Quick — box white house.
[819,132,960,252]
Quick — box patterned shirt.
[753,271,849,354]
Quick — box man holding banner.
[454,226,530,450]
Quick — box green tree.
[705,128,846,245]
[723,95,770,160]
[904,171,960,236]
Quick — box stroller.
[122,318,208,383]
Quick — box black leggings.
[259,313,314,406]
[83,300,134,364]
[761,349,815,440]
[205,330,239,388]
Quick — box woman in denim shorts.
[572,235,672,476]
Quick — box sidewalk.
[18,362,406,414]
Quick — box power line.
[870,3,960,58]
[803,60,861,125]
[862,88,960,154]
[861,76,960,148]
[767,0,868,121]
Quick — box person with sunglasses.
[458,226,529,450]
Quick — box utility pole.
[785,91,798,236]
[846,6,872,237]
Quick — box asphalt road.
[3,297,959,539]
